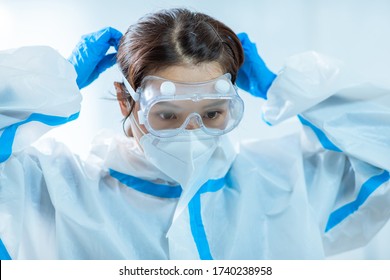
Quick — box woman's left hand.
[236,32,276,99]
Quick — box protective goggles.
[122,73,244,138]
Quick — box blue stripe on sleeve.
[0,112,80,163]
[298,115,342,152]
[0,239,11,260]
[325,170,390,232]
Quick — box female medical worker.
[1,8,390,260]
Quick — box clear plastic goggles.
[123,73,244,138]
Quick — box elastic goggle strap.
[121,73,140,102]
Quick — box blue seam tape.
[109,169,226,260]
[188,194,213,260]
[261,112,273,126]
[325,170,390,232]
[188,177,226,260]
[0,238,11,260]
[109,169,182,198]
[298,115,342,152]
[198,177,226,194]
[0,112,80,163]
[109,169,226,198]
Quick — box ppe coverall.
[0,46,389,259]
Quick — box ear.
[114,82,130,117]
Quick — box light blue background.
[1,0,390,259]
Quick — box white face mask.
[130,114,218,187]
[129,113,236,230]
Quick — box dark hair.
[116,8,244,128]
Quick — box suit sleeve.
[262,51,390,256]
[0,46,82,164]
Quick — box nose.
[185,115,201,130]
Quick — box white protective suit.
[0,46,389,260]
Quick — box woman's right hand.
[68,27,123,89]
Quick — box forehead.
[152,62,224,83]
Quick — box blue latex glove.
[68,27,123,89]
[236,33,276,99]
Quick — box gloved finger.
[237,32,258,54]
[96,27,123,51]
[92,27,123,52]
[72,27,122,67]
[81,53,117,88]
[107,27,123,51]
[237,32,250,44]
[94,53,117,73]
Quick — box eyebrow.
[153,102,183,110]
[153,99,229,110]
[202,99,229,109]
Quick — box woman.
[0,8,389,260]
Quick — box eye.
[158,112,177,120]
[204,111,220,120]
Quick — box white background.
[1,0,390,259]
